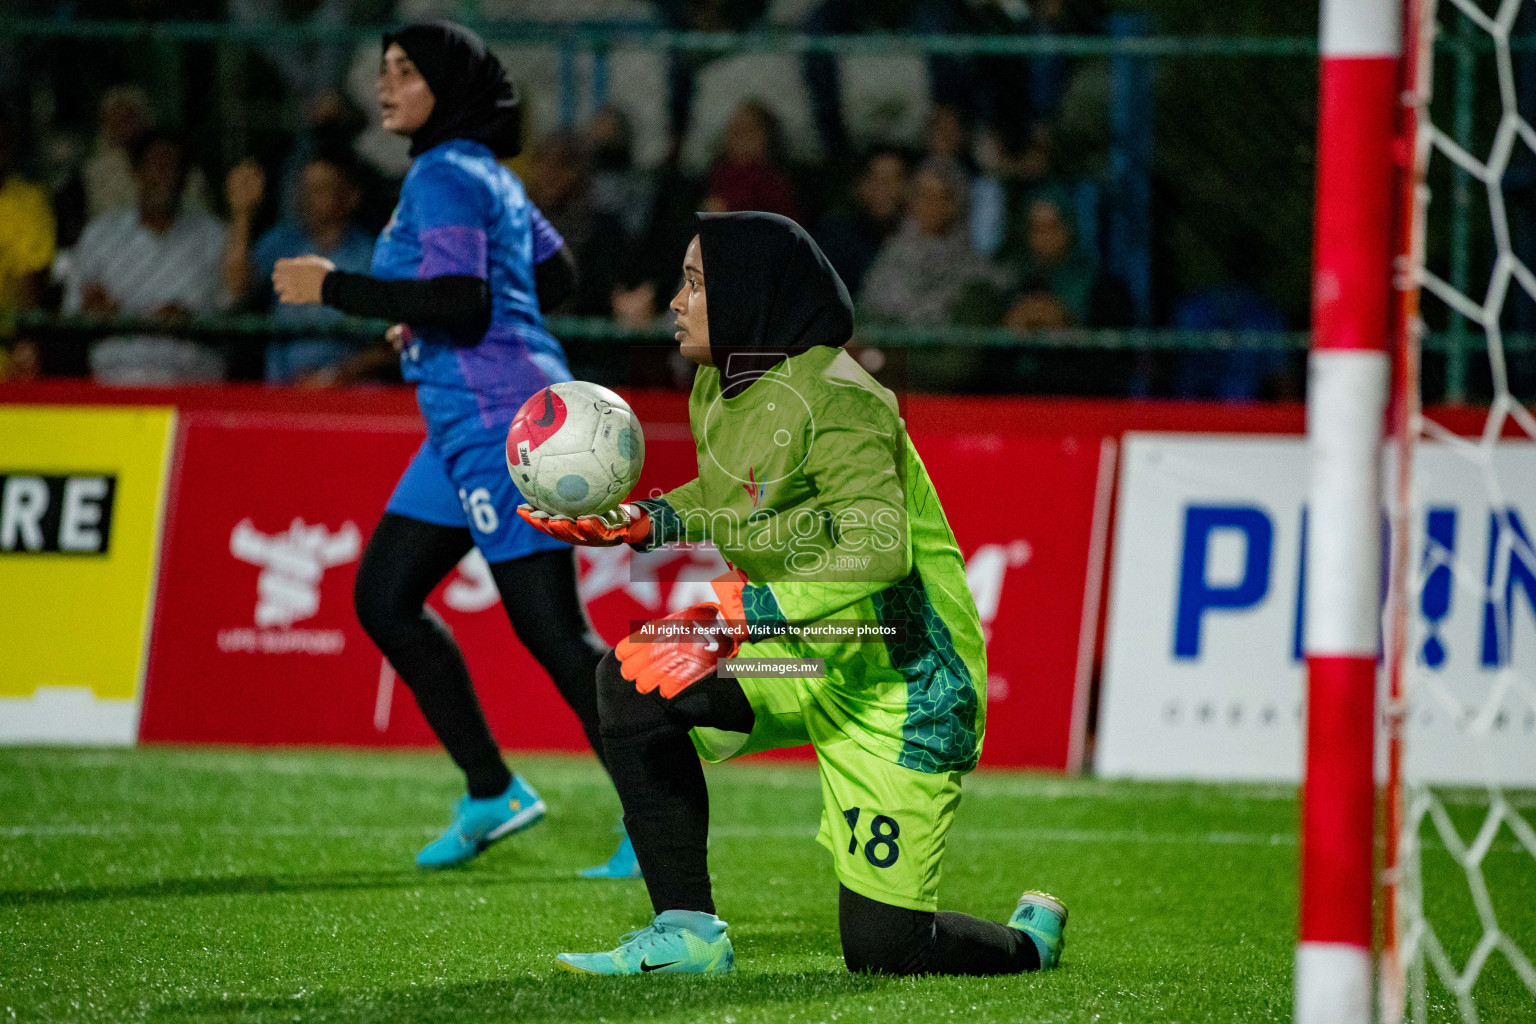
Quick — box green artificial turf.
[0,747,1529,1023]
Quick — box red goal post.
[1381,0,1431,1016]
[1300,0,1536,1018]
[1296,0,1415,1022]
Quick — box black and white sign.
[0,473,118,555]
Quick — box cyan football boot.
[555,910,734,975]
[579,819,643,879]
[415,774,546,868]
[1008,890,1068,969]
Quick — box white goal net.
[1394,0,1536,1020]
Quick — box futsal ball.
[505,381,645,518]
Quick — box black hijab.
[695,212,853,399]
[384,20,522,159]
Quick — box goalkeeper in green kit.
[518,211,1067,976]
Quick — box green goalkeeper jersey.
[637,344,987,774]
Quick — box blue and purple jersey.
[373,138,572,453]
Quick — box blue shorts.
[385,435,568,564]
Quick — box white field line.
[711,825,1300,847]
[0,823,440,838]
[0,821,1528,854]
[7,753,1533,806]
[2,751,1303,799]
[0,754,1301,803]
[0,822,1284,843]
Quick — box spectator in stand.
[923,104,976,174]
[74,85,214,233]
[586,106,656,241]
[0,113,55,382]
[1169,240,1292,402]
[997,193,1107,331]
[229,0,351,113]
[65,129,229,385]
[622,153,708,327]
[813,145,911,297]
[919,104,1015,258]
[1018,0,1077,125]
[702,100,801,221]
[223,153,376,384]
[650,0,770,164]
[963,189,1136,396]
[799,0,942,162]
[800,0,1078,160]
[859,159,998,326]
[81,85,151,222]
[972,122,1057,260]
[524,130,631,317]
[273,89,384,228]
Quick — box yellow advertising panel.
[0,405,175,742]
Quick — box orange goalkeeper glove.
[516,502,651,547]
[616,571,749,699]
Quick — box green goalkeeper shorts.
[691,667,963,913]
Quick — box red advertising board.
[136,397,1112,769]
[139,410,723,754]
[140,413,433,747]
[911,430,1112,771]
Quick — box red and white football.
[505,381,645,517]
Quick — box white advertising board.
[1098,433,1536,784]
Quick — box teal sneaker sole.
[553,949,734,976]
[485,798,547,841]
[1010,890,1068,969]
[1016,890,1068,924]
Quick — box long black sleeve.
[534,244,578,313]
[321,271,491,345]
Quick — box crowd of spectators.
[64,129,229,385]
[223,152,378,384]
[0,0,1299,399]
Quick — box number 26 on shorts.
[842,807,900,868]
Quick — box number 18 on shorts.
[812,735,963,913]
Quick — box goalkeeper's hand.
[516,502,651,547]
[616,571,749,699]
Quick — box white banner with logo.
[1098,433,1536,784]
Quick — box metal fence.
[0,16,1525,400]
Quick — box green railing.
[13,309,1307,349]
[1,16,1522,54]
[13,310,1523,357]
[0,17,1319,55]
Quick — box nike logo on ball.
[533,390,557,427]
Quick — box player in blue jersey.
[272,20,636,878]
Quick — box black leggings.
[353,512,608,797]
[594,651,1039,975]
